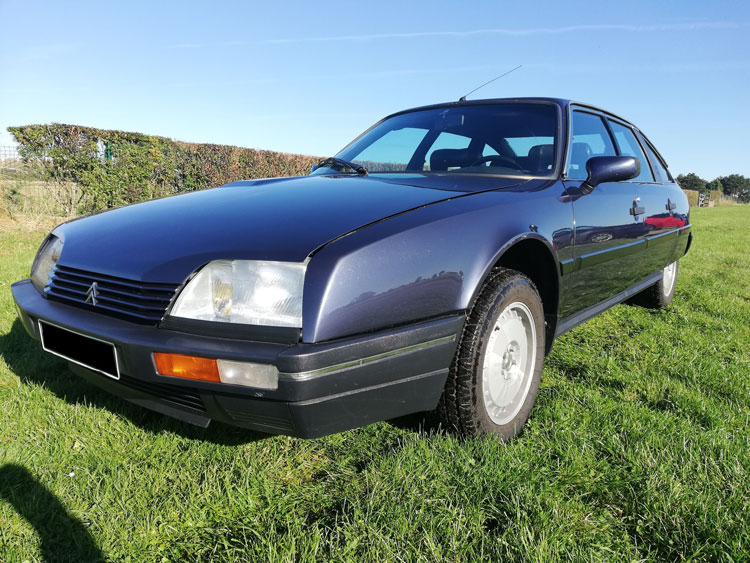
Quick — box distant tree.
[676,172,707,191]
[717,174,750,202]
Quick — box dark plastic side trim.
[555,271,661,337]
[286,368,448,438]
[280,335,455,380]
[276,315,463,374]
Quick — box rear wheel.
[629,260,679,309]
[437,268,545,439]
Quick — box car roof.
[386,97,638,130]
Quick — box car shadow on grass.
[388,410,443,434]
[0,463,105,562]
[1,320,266,446]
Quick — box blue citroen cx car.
[12,98,691,438]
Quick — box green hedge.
[8,124,319,214]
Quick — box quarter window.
[607,120,654,182]
[566,111,616,180]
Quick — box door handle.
[629,199,645,216]
[666,198,677,211]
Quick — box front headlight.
[170,260,306,328]
[31,235,63,292]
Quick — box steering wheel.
[470,155,524,170]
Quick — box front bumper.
[12,279,461,438]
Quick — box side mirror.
[582,156,639,193]
[311,164,319,173]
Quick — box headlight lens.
[31,235,63,292]
[170,260,306,328]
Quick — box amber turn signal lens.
[153,352,220,382]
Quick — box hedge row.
[8,124,319,214]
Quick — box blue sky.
[1,0,748,179]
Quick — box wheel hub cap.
[502,343,520,378]
[482,301,537,426]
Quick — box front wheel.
[437,268,545,439]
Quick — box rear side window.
[638,133,671,183]
[607,120,654,182]
[566,111,616,179]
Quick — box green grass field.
[0,207,748,562]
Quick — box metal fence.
[698,192,716,208]
[0,145,20,161]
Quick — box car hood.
[53,175,526,283]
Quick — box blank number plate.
[39,321,120,380]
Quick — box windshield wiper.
[317,157,368,176]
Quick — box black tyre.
[437,268,545,439]
[629,260,679,309]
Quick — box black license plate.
[39,321,120,380]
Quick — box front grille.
[46,265,180,324]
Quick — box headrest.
[570,142,592,164]
[430,148,479,171]
[568,142,593,177]
[528,144,554,172]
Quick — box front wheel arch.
[468,235,561,354]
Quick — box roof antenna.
[458,65,523,102]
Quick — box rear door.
[636,130,689,265]
[605,118,680,275]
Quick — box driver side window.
[566,111,616,180]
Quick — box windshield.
[314,103,558,177]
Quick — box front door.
[560,110,651,317]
